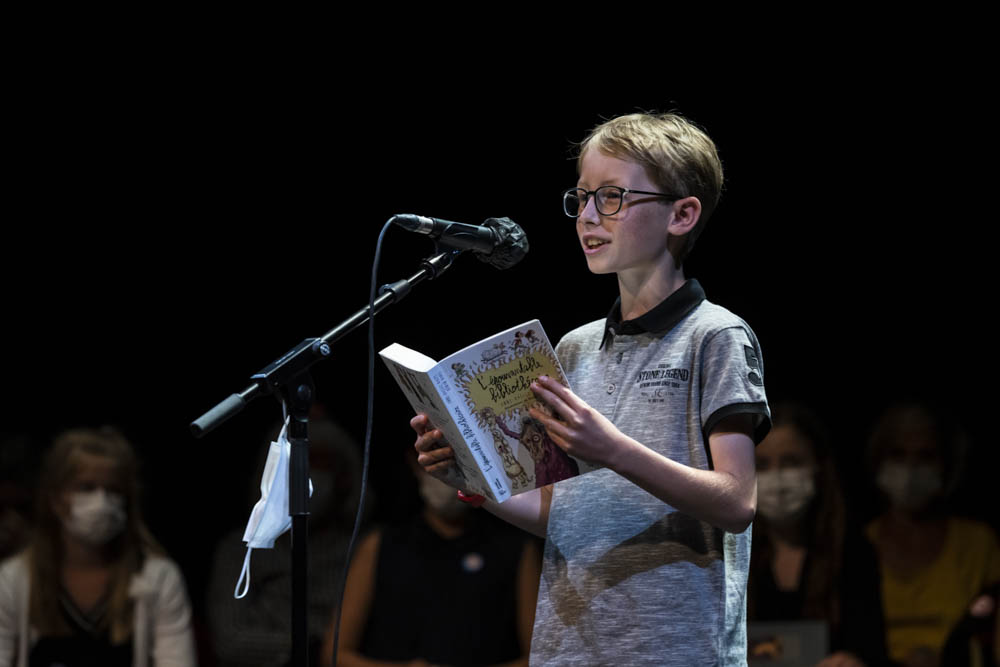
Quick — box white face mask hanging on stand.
[234,418,312,599]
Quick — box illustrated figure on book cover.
[451,326,570,493]
[496,413,580,487]
[480,407,533,490]
[450,362,472,384]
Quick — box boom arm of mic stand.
[190,249,461,437]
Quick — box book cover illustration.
[449,325,594,492]
[381,320,597,502]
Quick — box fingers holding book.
[410,413,456,475]
[529,375,624,468]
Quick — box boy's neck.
[617,264,687,321]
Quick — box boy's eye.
[598,188,623,205]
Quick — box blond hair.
[27,426,162,643]
[578,112,724,264]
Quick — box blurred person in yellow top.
[865,403,1000,667]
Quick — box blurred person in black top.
[748,403,887,666]
[321,449,539,667]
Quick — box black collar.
[600,279,706,349]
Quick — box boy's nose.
[578,196,601,225]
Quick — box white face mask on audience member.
[756,467,816,522]
[418,473,471,522]
[876,462,943,512]
[62,489,127,545]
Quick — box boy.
[414,112,770,665]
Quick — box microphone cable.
[329,217,392,666]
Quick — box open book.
[380,320,598,503]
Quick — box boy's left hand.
[528,375,628,468]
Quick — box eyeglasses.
[562,186,681,218]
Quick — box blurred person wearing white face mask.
[866,403,1000,667]
[749,403,887,667]
[0,427,195,667]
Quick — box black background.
[3,31,995,651]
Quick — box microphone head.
[478,217,528,270]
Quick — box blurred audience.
[748,402,887,666]
[321,450,540,667]
[0,432,37,561]
[206,415,363,667]
[0,426,196,666]
[865,403,1000,667]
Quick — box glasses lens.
[595,186,623,216]
[563,189,586,217]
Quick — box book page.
[378,343,437,373]
[380,352,493,498]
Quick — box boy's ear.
[667,196,702,237]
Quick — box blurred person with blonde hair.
[0,427,196,666]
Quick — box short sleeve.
[700,325,771,444]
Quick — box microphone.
[392,214,529,270]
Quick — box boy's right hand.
[411,413,456,475]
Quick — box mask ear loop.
[234,547,253,599]
[234,407,291,600]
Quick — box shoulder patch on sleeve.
[744,345,763,386]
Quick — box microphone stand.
[191,247,461,667]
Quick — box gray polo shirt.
[530,280,770,666]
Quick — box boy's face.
[576,150,675,278]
